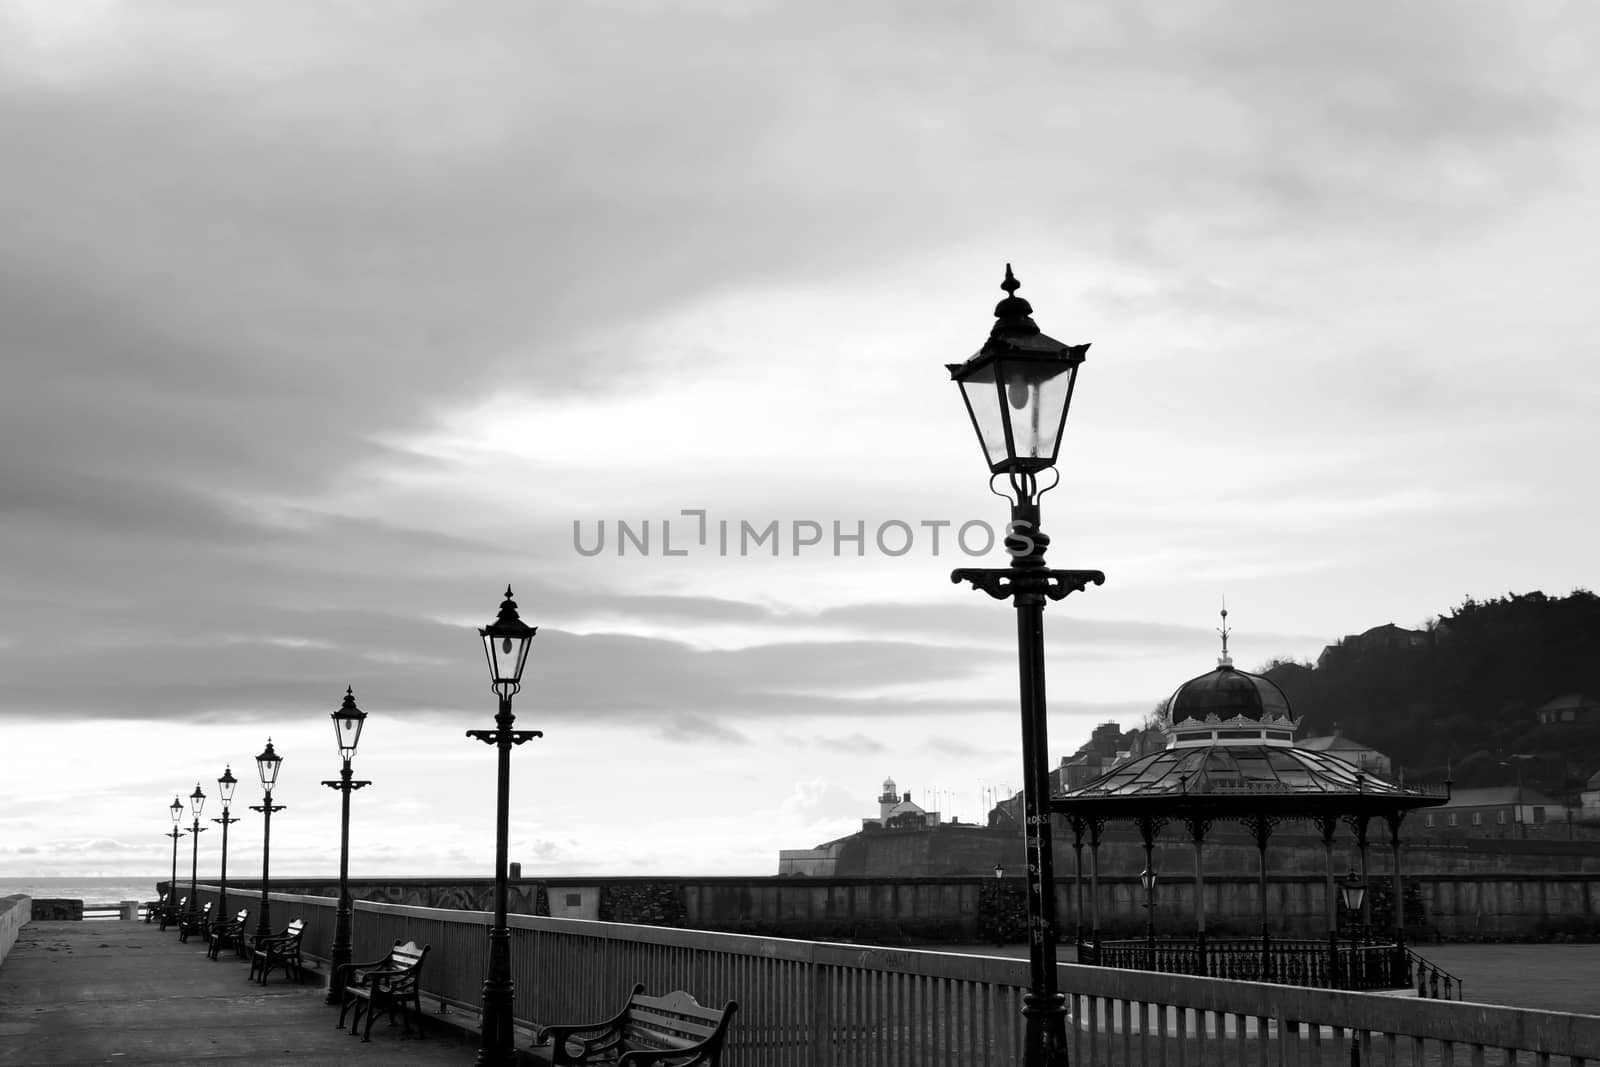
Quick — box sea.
[0,877,161,905]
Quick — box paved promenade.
[0,920,477,1065]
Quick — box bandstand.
[1053,616,1458,997]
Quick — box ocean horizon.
[0,877,161,905]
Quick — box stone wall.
[0,895,28,966]
[28,898,82,921]
[200,869,1600,944]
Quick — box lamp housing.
[217,767,237,806]
[480,586,537,695]
[169,795,183,827]
[1339,867,1367,914]
[256,739,282,791]
[189,783,206,819]
[332,686,367,761]
[1139,867,1158,893]
[948,265,1089,476]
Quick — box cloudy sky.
[2,2,1596,883]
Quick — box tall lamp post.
[466,587,541,1067]
[164,796,186,928]
[949,265,1102,1067]
[212,767,239,938]
[1339,866,1367,988]
[323,687,371,1004]
[250,739,285,941]
[185,784,207,926]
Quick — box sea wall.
[191,871,1600,943]
[0,895,29,966]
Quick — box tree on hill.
[1252,590,1600,796]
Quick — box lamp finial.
[992,264,1037,333]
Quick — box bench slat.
[625,1012,719,1040]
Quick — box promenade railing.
[183,885,1599,1065]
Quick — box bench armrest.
[532,983,646,1061]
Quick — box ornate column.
[1069,816,1086,951]
[1242,812,1277,980]
[1314,814,1340,987]
[1088,816,1104,962]
[1184,814,1211,976]
[1385,810,1409,988]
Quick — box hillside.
[1258,590,1600,799]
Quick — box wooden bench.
[335,939,430,1042]
[206,908,249,960]
[248,918,305,984]
[530,984,738,1066]
[159,894,185,932]
[177,901,213,944]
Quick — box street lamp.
[186,784,207,928]
[164,796,187,930]
[949,265,1102,1067]
[212,766,239,945]
[467,587,541,1067]
[250,739,285,942]
[1140,867,1158,965]
[1501,754,1534,839]
[1339,866,1367,987]
[995,863,1004,879]
[323,687,371,1004]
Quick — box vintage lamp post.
[164,795,187,928]
[250,739,285,941]
[1339,866,1367,987]
[323,687,371,1003]
[185,784,207,927]
[467,587,541,1067]
[949,265,1101,1067]
[212,766,239,938]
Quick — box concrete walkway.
[0,920,477,1065]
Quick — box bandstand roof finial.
[1218,598,1232,668]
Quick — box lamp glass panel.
[482,631,533,686]
[256,749,282,789]
[217,771,237,805]
[1002,359,1076,466]
[954,363,1011,470]
[170,798,183,826]
[189,787,205,818]
[334,712,365,757]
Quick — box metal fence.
[187,884,1600,1065]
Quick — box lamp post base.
[325,903,352,1005]
[475,928,516,1067]
[1021,992,1072,1067]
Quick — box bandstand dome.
[1167,662,1291,726]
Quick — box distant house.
[1536,694,1600,727]
[1297,728,1392,778]
[1581,770,1600,821]
[1316,623,1429,669]
[1422,786,1569,836]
